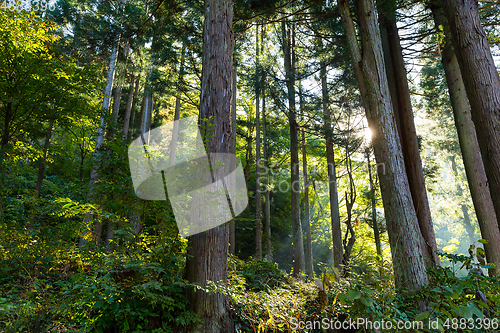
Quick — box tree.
[338,0,428,295]
[281,20,305,276]
[443,0,500,231]
[378,0,439,266]
[183,0,235,331]
[431,4,500,276]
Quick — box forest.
[1,0,500,332]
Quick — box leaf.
[346,290,361,300]
[478,239,490,245]
[415,311,430,321]
[94,300,104,309]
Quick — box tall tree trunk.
[184,0,235,331]
[366,148,382,257]
[319,43,343,269]
[229,43,237,255]
[35,120,54,196]
[443,0,500,232]
[282,20,305,276]
[121,73,136,142]
[302,128,314,279]
[255,24,263,261]
[379,2,439,266]
[338,0,428,294]
[263,83,272,262]
[127,76,141,143]
[432,5,500,276]
[80,38,120,248]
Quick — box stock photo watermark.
[1,0,55,11]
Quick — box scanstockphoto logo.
[128,116,248,237]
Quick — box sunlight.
[364,126,372,142]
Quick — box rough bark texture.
[255,25,262,261]
[184,0,235,331]
[229,44,237,255]
[35,121,54,196]
[127,76,141,143]
[443,0,500,232]
[282,20,305,276]
[320,53,343,269]
[432,5,500,276]
[121,73,136,142]
[338,0,428,294]
[379,3,439,266]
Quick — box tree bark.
[255,24,262,261]
[302,128,314,279]
[184,0,235,331]
[229,42,237,255]
[432,5,500,276]
[319,43,343,269]
[338,0,428,294]
[443,0,500,232]
[281,20,305,276]
[263,84,272,262]
[121,73,136,142]
[379,2,439,266]
[127,76,141,143]
[35,120,54,196]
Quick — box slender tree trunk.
[443,0,500,232]
[302,128,313,279]
[263,84,272,262]
[80,39,120,248]
[319,45,343,269]
[255,24,262,261]
[282,20,305,276]
[338,0,428,294]
[0,101,12,171]
[35,120,54,196]
[229,43,237,255]
[121,73,136,142]
[379,3,439,266]
[184,0,235,331]
[432,6,500,276]
[461,205,476,245]
[127,76,141,143]
[367,148,382,257]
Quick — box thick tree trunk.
[302,128,314,279]
[443,0,500,232]
[432,6,500,276]
[184,0,235,331]
[338,0,428,294]
[255,24,262,260]
[35,121,54,196]
[319,50,343,269]
[282,20,305,276]
[379,3,439,266]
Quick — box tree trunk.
[255,24,263,260]
[367,148,382,257]
[302,128,314,279]
[184,0,235,331]
[319,44,343,269]
[282,20,305,276]
[80,38,120,248]
[461,205,476,246]
[35,120,54,196]
[378,3,439,266]
[121,73,136,142]
[229,42,237,255]
[263,83,272,262]
[432,5,500,276]
[338,0,428,294]
[127,76,141,143]
[443,0,500,232]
